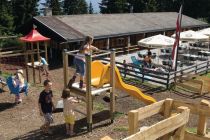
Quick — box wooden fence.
[99,57,210,89]
[101,98,210,140]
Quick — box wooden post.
[31,42,36,84]
[162,98,174,140]
[24,43,29,82]
[110,49,115,123]
[86,54,92,132]
[128,110,139,135]
[166,72,170,89]
[197,100,210,136]
[37,42,40,59]
[106,38,110,50]
[206,61,209,74]
[63,49,68,88]
[173,106,190,140]
[127,36,130,54]
[44,42,48,62]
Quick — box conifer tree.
[63,0,88,15]
[88,1,94,14]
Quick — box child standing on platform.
[68,36,99,89]
[61,89,80,136]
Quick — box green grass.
[0,71,12,79]
[187,127,210,134]
[207,73,210,78]
[114,111,124,118]
[113,126,128,132]
[94,102,105,111]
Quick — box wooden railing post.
[63,49,68,88]
[128,110,139,135]
[110,49,116,123]
[86,54,92,132]
[195,65,197,74]
[162,98,174,140]
[166,72,170,89]
[197,100,210,136]
[206,61,209,74]
[173,106,190,140]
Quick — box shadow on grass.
[0,102,16,112]
[11,110,112,140]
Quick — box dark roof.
[33,12,209,42]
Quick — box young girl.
[61,89,80,136]
[39,56,49,76]
[13,69,25,103]
[68,36,99,89]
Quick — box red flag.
[172,5,183,69]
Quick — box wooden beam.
[44,42,48,62]
[128,110,139,135]
[31,42,36,84]
[110,49,115,122]
[197,100,210,136]
[136,100,165,121]
[172,100,210,117]
[185,132,210,140]
[63,49,68,88]
[86,54,92,132]
[124,106,190,140]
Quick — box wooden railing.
[101,98,210,140]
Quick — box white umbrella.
[197,28,210,36]
[138,34,175,64]
[138,34,175,48]
[172,30,209,42]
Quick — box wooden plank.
[110,50,115,122]
[128,110,139,135]
[162,98,174,140]
[63,50,68,88]
[100,136,113,140]
[136,100,165,121]
[124,107,190,140]
[86,54,92,131]
[172,100,210,117]
[197,100,210,136]
[185,132,210,140]
[176,83,201,93]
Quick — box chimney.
[44,8,52,16]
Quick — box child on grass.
[61,89,80,136]
[68,35,99,89]
[38,80,55,135]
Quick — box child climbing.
[12,69,26,104]
[39,56,49,76]
[38,80,55,135]
[61,88,80,136]
[68,35,99,89]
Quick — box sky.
[39,0,101,13]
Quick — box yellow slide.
[91,61,156,104]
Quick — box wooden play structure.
[174,73,210,95]
[0,28,50,84]
[102,98,210,140]
[63,49,116,132]
[20,28,50,83]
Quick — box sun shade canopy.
[20,28,50,42]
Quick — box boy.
[38,80,55,135]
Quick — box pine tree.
[99,0,129,14]
[144,0,158,12]
[127,0,146,13]
[12,0,39,33]
[88,1,94,14]
[0,0,14,35]
[63,0,88,15]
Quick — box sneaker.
[68,76,76,88]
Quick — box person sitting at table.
[143,55,152,68]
